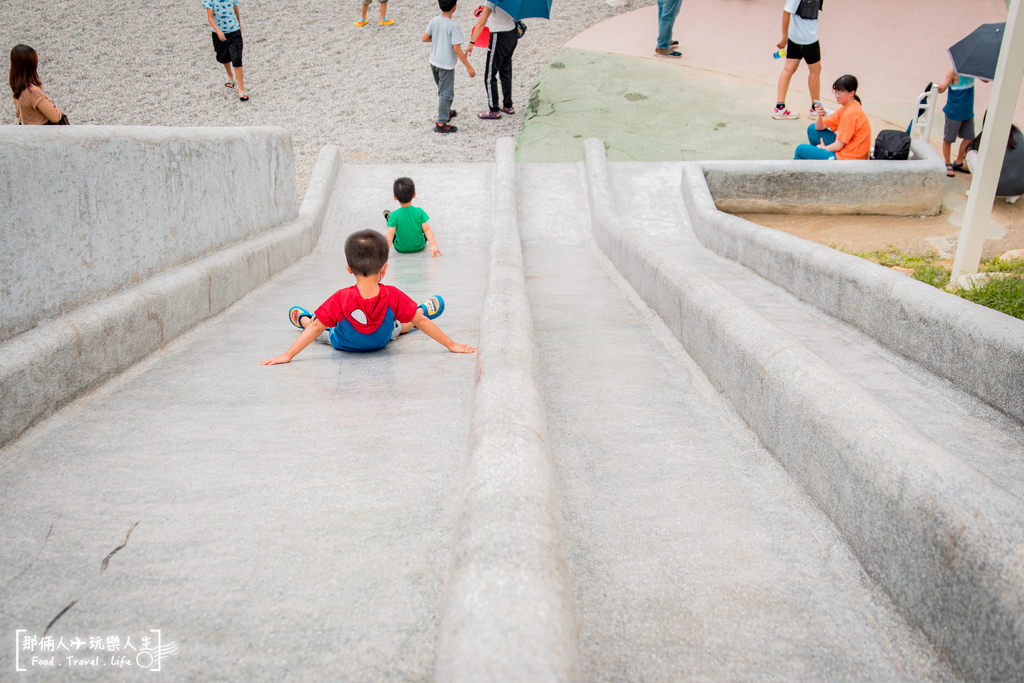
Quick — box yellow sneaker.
[379,17,394,25]
[354,19,368,26]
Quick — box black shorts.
[212,29,243,68]
[786,39,821,66]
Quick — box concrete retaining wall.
[682,163,1024,424]
[0,144,342,448]
[0,126,298,344]
[436,138,581,682]
[583,138,1024,682]
[701,140,944,215]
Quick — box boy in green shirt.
[384,177,442,257]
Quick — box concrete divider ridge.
[582,138,1024,681]
[435,138,582,682]
[700,140,945,216]
[0,144,342,448]
[681,163,1024,424]
[0,126,299,343]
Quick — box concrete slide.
[3,139,1023,680]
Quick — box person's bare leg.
[360,3,369,22]
[955,138,972,166]
[776,58,800,104]
[400,322,414,334]
[942,141,952,166]
[380,1,388,22]
[235,66,245,97]
[807,61,822,104]
[222,62,235,85]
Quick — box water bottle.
[773,48,787,59]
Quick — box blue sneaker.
[288,306,314,329]
[418,295,444,320]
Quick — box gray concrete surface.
[436,139,581,683]
[0,160,489,679]
[682,163,1024,425]
[701,140,945,216]
[517,161,955,681]
[582,139,1024,680]
[0,126,298,343]
[0,145,338,449]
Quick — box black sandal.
[952,162,970,174]
[946,164,955,177]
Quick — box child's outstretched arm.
[454,44,475,78]
[260,319,327,365]
[412,310,476,353]
[421,220,441,257]
[386,226,396,247]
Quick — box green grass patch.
[844,244,1024,320]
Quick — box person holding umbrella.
[467,0,520,119]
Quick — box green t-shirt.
[387,206,429,253]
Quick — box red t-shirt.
[314,284,418,334]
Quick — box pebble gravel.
[2,0,645,194]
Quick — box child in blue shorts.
[260,230,475,365]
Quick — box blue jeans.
[794,124,837,160]
[657,0,684,50]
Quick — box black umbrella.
[948,22,1005,80]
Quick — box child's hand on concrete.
[448,343,477,353]
[259,354,291,366]
[431,246,442,257]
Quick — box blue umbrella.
[948,22,1005,80]
[493,0,552,21]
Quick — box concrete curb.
[681,163,1024,424]
[700,140,945,215]
[435,139,582,682]
[0,145,343,448]
[583,138,1024,681]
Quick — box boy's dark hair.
[438,0,457,11]
[393,177,415,204]
[345,229,389,276]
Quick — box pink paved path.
[567,0,1021,121]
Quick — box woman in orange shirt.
[10,44,63,125]
[794,74,871,160]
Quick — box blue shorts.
[325,309,402,352]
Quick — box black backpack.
[873,129,911,160]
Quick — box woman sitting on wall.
[794,74,871,160]
[9,44,64,125]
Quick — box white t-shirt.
[783,0,819,46]
[426,15,465,70]
[483,1,515,33]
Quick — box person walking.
[467,1,518,119]
[654,0,683,58]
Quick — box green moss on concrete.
[518,48,813,163]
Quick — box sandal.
[225,80,236,89]
[379,17,394,25]
[478,110,501,119]
[946,163,955,177]
[501,106,515,115]
[288,306,313,329]
[952,162,971,174]
[239,93,249,102]
[354,19,368,26]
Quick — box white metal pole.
[952,0,1024,277]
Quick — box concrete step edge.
[582,137,1024,682]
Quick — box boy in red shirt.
[260,230,475,365]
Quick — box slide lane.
[0,163,491,679]
[517,162,954,680]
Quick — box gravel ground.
[2,0,646,194]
